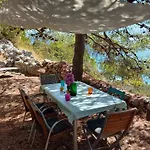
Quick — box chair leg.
[57,107,62,117]
[21,112,27,128]
[43,95,48,102]
[83,127,93,150]
[44,131,51,150]
[114,136,122,150]
[31,129,37,147]
[28,120,35,142]
[114,143,122,150]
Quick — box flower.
[65,73,74,86]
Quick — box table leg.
[73,120,78,150]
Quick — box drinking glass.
[60,80,65,87]
[70,82,77,96]
[88,87,93,94]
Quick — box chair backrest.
[108,86,125,100]
[31,102,49,139]
[40,74,59,85]
[101,108,137,138]
[18,88,35,120]
[18,88,30,112]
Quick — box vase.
[67,82,77,96]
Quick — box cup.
[70,82,77,96]
[60,80,65,87]
[65,93,71,101]
[88,87,93,94]
[60,86,64,92]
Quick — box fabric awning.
[0,0,150,33]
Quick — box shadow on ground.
[0,73,150,150]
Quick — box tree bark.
[146,110,150,121]
[72,34,85,81]
[146,103,150,121]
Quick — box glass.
[88,87,93,94]
[60,80,65,92]
[65,93,71,101]
[60,80,65,87]
[70,82,77,96]
[60,86,64,92]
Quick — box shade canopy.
[0,0,150,33]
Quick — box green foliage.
[100,55,149,88]
[0,24,24,41]
[0,0,6,6]
[32,33,74,62]
[1,24,150,96]
[83,50,100,79]
[88,23,150,89]
[14,31,73,62]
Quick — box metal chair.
[97,87,126,118]
[30,102,72,150]
[83,108,137,150]
[40,74,59,85]
[108,87,125,100]
[19,88,57,128]
[39,74,60,102]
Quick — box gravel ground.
[0,72,150,150]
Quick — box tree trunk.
[146,103,150,121]
[72,34,85,81]
[146,110,150,121]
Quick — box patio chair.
[19,88,57,128]
[40,74,59,85]
[108,86,125,100]
[97,87,125,118]
[83,108,137,150]
[39,73,60,102]
[31,102,72,150]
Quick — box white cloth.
[41,81,127,123]
[0,0,150,33]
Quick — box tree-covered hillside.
[0,23,150,96]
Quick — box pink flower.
[65,73,74,86]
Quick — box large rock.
[0,61,5,67]
[0,39,42,76]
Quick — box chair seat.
[46,117,71,134]
[35,102,56,114]
[35,102,45,108]
[87,118,105,134]
[83,108,137,150]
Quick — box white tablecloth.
[41,81,127,123]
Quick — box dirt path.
[0,73,150,150]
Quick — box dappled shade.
[0,0,150,33]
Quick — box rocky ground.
[0,72,150,150]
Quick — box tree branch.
[90,33,143,68]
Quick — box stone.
[0,61,5,67]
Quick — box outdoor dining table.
[41,81,127,150]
